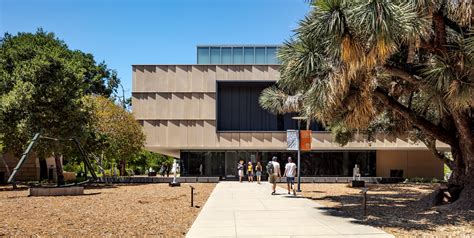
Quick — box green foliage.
[331,123,354,146]
[259,0,473,179]
[128,150,174,174]
[82,95,145,169]
[63,162,83,173]
[0,29,120,157]
[405,177,445,183]
[444,163,452,177]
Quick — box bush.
[125,169,135,176]
[63,163,83,173]
[405,177,446,183]
[104,168,119,176]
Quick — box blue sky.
[1,0,309,98]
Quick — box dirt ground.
[0,183,216,237]
[289,183,474,237]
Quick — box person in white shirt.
[268,156,281,195]
[283,157,297,195]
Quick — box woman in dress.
[255,161,262,184]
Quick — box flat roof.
[196,44,281,47]
[131,64,280,66]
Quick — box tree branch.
[420,40,443,56]
[432,11,447,52]
[443,15,465,35]
[424,136,454,169]
[381,66,421,86]
[374,87,456,145]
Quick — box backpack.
[266,161,274,174]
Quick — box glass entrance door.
[225,152,238,178]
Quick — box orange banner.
[300,130,312,151]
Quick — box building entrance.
[180,150,376,179]
[225,152,238,178]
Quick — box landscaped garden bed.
[0,183,215,237]
[291,183,473,237]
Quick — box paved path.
[187,182,393,238]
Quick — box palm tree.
[260,0,473,206]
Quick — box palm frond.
[259,86,302,114]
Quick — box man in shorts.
[268,156,281,195]
[283,157,297,195]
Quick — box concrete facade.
[132,64,448,179]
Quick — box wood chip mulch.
[291,183,474,237]
[0,183,216,237]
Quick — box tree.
[0,29,120,184]
[83,95,145,176]
[128,150,174,175]
[260,0,473,205]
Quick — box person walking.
[283,157,297,195]
[255,161,262,184]
[267,156,281,195]
[247,161,254,182]
[159,164,165,177]
[237,160,244,183]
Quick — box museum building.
[132,45,448,180]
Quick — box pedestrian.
[159,164,165,177]
[166,164,170,177]
[283,157,297,195]
[267,156,281,195]
[237,160,244,182]
[247,161,254,182]
[255,161,263,184]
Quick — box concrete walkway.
[187,182,393,238]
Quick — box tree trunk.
[100,152,108,184]
[54,153,65,186]
[119,159,126,176]
[451,110,474,180]
[1,152,11,180]
[39,155,48,180]
[374,89,473,206]
[446,143,474,208]
[447,110,474,208]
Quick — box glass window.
[244,47,254,64]
[221,47,232,64]
[197,47,210,64]
[255,47,266,64]
[266,47,278,64]
[210,47,221,64]
[232,47,243,64]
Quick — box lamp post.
[292,116,307,192]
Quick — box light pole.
[292,116,307,192]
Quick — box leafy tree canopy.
[0,29,120,156]
[82,95,145,167]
